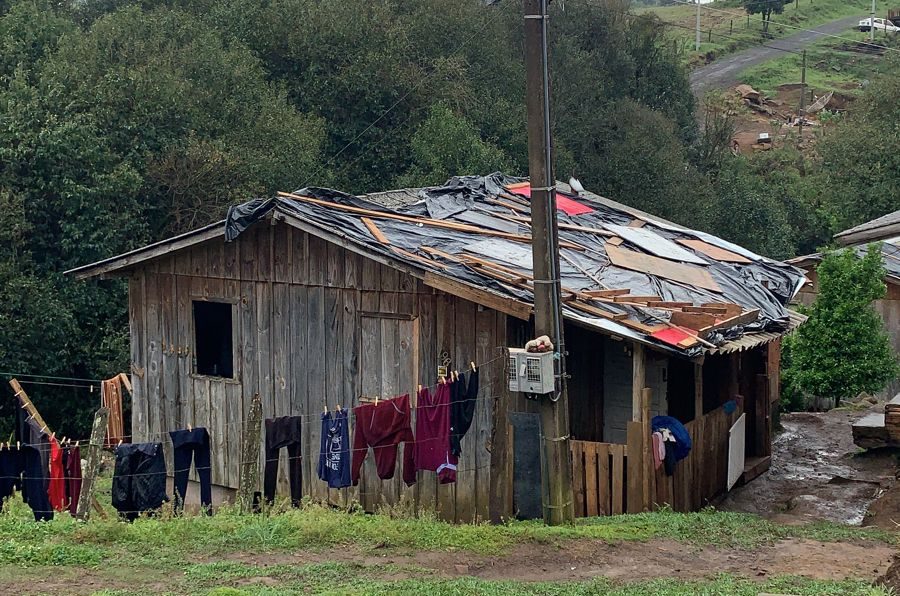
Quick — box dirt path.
[690,15,864,95]
[721,408,897,525]
[212,537,898,584]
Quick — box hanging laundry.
[651,432,664,471]
[0,445,53,521]
[0,446,19,502]
[112,443,168,521]
[415,383,457,484]
[351,394,416,487]
[263,416,303,506]
[48,436,66,512]
[651,416,692,461]
[63,444,82,516]
[317,409,351,489]
[102,376,127,448]
[169,428,213,514]
[450,367,479,457]
[15,409,49,492]
[663,440,677,476]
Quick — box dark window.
[194,301,233,378]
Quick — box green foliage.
[0,2,324,436]
[743,0,788,32]
[817,56,900,232]
[790,247,900,407]
[396,104,512,188]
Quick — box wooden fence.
[570,405,738,517]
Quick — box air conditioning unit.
[508,348,556,394]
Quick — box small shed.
[69,174,806,521]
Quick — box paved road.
[690,15,863,94]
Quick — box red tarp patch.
[650,327,696,347]
[507,186,594,216]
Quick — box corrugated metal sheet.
[707,310,806,355]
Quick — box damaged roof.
[68,173,807,357]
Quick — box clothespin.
[49,432,56,442]
[61,436,67,445]
[375,396,379,406]
[16,442,20,450]
[117,439,123,448]
[470,361,476,371]
[324,403,328,415]
[417,384,423,393]
[187,423,192,432]
[336,404,342,412]
[89,384,93,393]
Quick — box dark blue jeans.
[169,428,212,513]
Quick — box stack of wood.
[885,394,900,442]
[852,394,900,449]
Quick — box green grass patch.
[638,0,873,67]
[740,32,899,95]
[0,495,893,570]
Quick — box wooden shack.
[69,176,806,521]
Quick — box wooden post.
[239,393,263,513]
[489,348,513,523]
[631,344,645,422]
[8,379,50,433]
[641,387,652,510]
[694,362,704,420]
[77,407,109,521]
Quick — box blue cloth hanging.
[651,416,692,462]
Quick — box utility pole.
[696,0,702,51]
[799,49,807,141]
[523,0,574,526]
[871,0,876,43]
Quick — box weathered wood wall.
[127,219,507,521]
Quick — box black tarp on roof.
[225,173,807,356]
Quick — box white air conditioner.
[508,348,556,394]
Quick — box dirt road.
[721,407,898,526]
[690,15,865,95]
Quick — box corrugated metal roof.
[706,310,806,355]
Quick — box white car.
[858,17,900,32]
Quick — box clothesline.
[2,423,502,481]
[5,391,504,459]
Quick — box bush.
[787,246,900,408]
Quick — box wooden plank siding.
[127,219,507,520]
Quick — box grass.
[637,0,873,66]
[0,484,894,594]
[739,32,900,96]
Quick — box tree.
[817,57,900,232]
[396,104,512,188]
[790,247,900,408]
[744,0,788,33]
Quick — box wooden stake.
[239,394,263,513]
[77,406,109,521]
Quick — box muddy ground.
[721,405,899,527]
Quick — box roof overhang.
[65,220,225,280]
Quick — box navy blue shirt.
[318,410,351,489]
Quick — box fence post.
[730,19,734,34]
[76,407,110,521]
[239,393,263,513]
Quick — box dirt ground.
[215,537,895,584]
[728,84,855,155]
[721,406,899,527]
